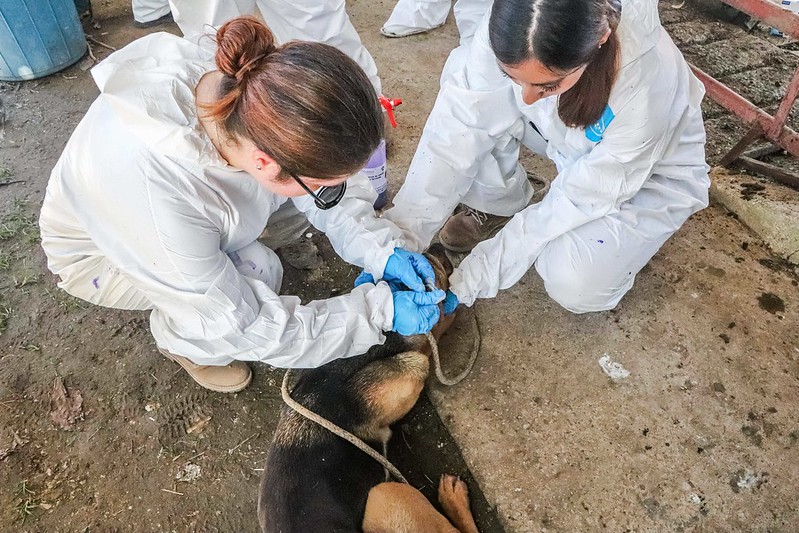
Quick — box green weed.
[44,287,86,312]
[14,480,40,525]
[0,199,37,242]
[0,304,11,334]
[13,272,41,288]
[0,249,16,269]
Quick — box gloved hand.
[392,289,445,335]
[353,270,376,288]
[354,271,404,293]
[442,290,459,315]
[383,248,436,292]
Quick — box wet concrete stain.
[741,410,779,448]
[758,256,794,273]
[740,182,766,201]
[741,424,763,447]
[758,292,785,314]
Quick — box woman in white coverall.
[381,0,710,315]
[133,0,382,94]
[39,17,445,393]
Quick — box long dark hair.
[489,0,622,128]
[202,16,384,180]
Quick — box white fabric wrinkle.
[294,173,403,278]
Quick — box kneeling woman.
[385,0,710,314]
[40,17,443,392]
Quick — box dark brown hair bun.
[214,16,276,83]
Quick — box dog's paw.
[438,474,470,514]
[439,475,480,533]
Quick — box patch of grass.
[13,272,41,288]
[14,480,39,525]
[0,167,11,179]
[0,304,11,334]
[44,287,86,312]
[0,248,16,269]
[0,198,38,243]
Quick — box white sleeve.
[449,75,697,306]
[382,14,525,252]
[135,176,394,368]
[292,172,405,279]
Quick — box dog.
[258,243,479,533]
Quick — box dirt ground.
[1,1,798,532]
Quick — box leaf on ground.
[49,377,83,430]
[0,428,27,460]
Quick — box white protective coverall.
[132,0,172,25]
[383,0,710,313]
[382,0,491,44]
[132,0,381,93]
[39,33,405,368]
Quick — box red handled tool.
[379,95,403,128]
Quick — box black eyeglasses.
[289,172,347,210]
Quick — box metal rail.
[689,0,799,188]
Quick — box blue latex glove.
[353,271,405,293]
[353,270,375,287]
[383,248,436,293]
[443,290,459,315]
[392,289,446,335]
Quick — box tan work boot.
[159,348,252,393]
[438,206,512,253]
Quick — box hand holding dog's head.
[422,243,457,340]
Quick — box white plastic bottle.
[362,139,389,209]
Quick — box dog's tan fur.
[362,474,479,533]
[354,350,430,442]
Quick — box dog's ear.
[425,243,453,277]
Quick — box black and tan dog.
[258,243,479,533]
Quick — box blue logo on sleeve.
[585,105,616,142]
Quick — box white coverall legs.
[49,240,283,321]
[382,0,491,44]
[534,174,702,313]
[132,0,171,24]
[453,169,704,314]
[131,0,381,93]
[165,0,382,94]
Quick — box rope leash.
[281,370,408,483]
[426,307,481,386]
[280,307,481,483]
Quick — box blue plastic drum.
[0,0,88,81]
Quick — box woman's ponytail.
[557,29,620,127]
[205,16,277,122]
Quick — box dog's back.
[258,333,421,533]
